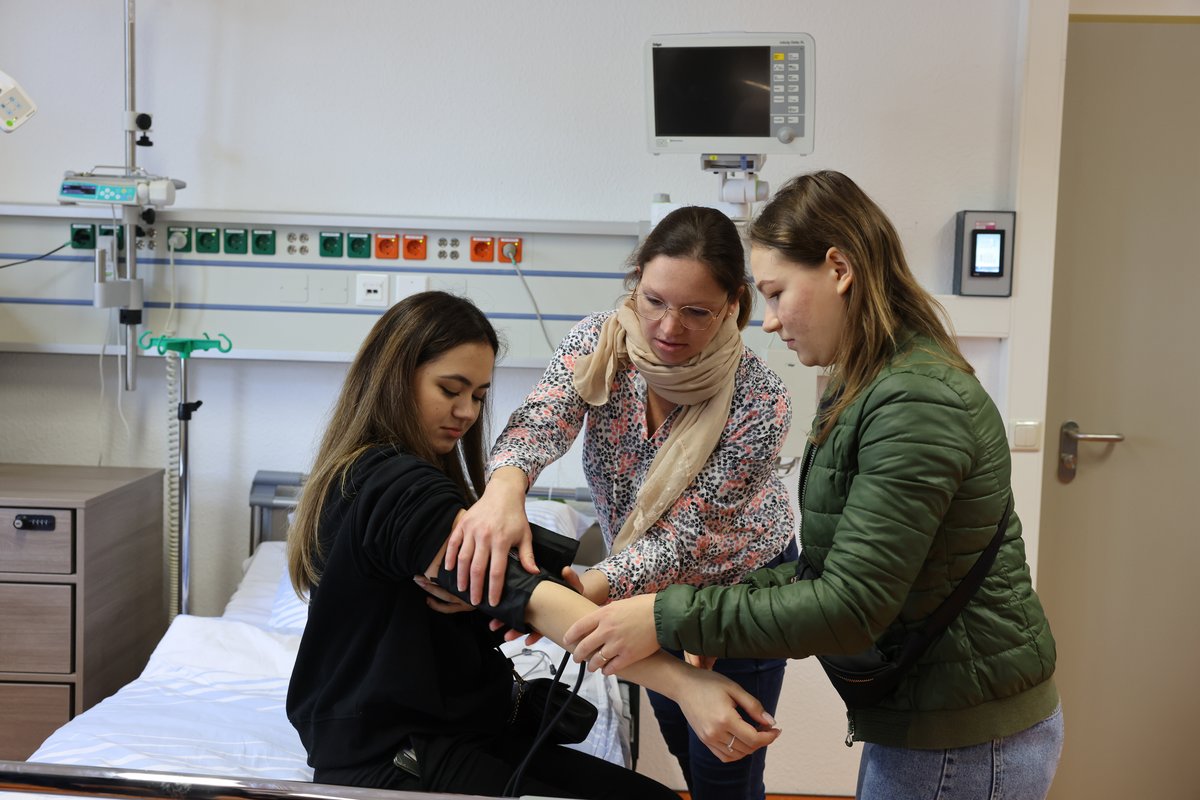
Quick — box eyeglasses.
[632,290,729,331]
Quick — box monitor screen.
[646,33,815,156]
[971,230,1004,277]
[652,47,772,138]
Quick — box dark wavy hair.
[288,291,501,592]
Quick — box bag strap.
[894,495,1013,667]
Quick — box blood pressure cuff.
[435,523,580,633]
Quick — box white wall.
[0,1,1054,794]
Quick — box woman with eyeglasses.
[441,206,796,800]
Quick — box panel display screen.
[971,230,1004,277]
[652,46,771,137]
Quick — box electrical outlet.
[375,233,399,259]
[320,231,344,258]
[348,232,372,258]
[224,228,248,254]
[195,227,220,253]
[252,229,276,255]
[70,223,96,249]
[403,234,427,260]
[355,273,389,307]
[470,236,494,262]
[167,226,192,252]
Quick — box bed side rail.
[0,761,498,800]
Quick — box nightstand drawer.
[0,508,73,574]
[0,583,73,672]
[0,682,72,760]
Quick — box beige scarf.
[572,298,742,554]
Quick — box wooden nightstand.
[0,464,165,760]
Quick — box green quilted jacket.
[655,335,1058,749]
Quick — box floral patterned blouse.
[489,311,796,599]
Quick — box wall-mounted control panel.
[954,210,1014,297]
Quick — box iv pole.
[140,333,233,617]
[121,0,142,390]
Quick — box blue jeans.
[646,653,787,800]
[856,704,1064,800]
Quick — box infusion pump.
[59,170,186,208]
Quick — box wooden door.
[1040,17,1200,798]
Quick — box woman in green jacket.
[566,171,1064,799]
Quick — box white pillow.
[524,499,596,540]
[268,571,310,635]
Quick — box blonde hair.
[748,170,972,443]
[287,291,500,594]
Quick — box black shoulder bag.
[796,496,1012,709]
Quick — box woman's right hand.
[443,467,537,606]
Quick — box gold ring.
[599,652,610,663]
[726,735,736,751]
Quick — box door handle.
[1058,420,1124,483]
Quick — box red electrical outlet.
[375,234,399,259]
[497,236,523,263]
[470,236,494,262]
[403,234,427,260]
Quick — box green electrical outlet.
[70,223,96,249]
[319,231,344,258]
[167,226,192,252]
[251,229,276,255]
[348,232,372,259]
[195,227,220,253]
[97,224,125,250]
[224,228,248,255]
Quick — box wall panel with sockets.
[0,205,653,365]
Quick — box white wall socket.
[394,274,429,301]
[354,273,389,307]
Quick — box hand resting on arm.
[426,512,782,763]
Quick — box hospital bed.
[0,472,637,800]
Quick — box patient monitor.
[645,33,815,157]
[645,33,815,219]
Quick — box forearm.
[580,569,611,604]
[485,465,530,498]
[527,581,689,701]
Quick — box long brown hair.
[748,170,972,443]
[624,205,754,329]
[287,291,501,593]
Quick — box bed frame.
[0,760,490,800]
[0,473,642,800]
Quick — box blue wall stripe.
[0,252,623,279]
[0,295,766,326]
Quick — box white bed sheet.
[28,501,627,781]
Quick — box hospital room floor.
[677,794,851,799]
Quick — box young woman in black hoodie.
[285,291,779,798]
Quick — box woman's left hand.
[677,669,781,762]
[413,575,474,614]
[564,593,660,675]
